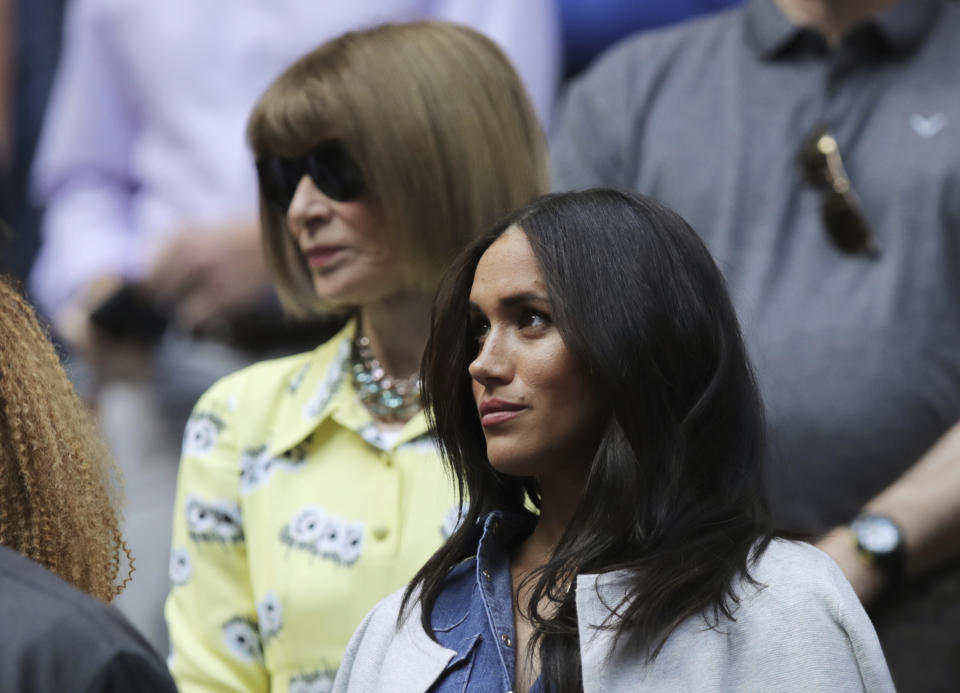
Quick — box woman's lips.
[480,409,524,426]
[478,399,527,427]
[304,246,346,268]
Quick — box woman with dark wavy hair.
[333,189,894,692]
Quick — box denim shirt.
[429,512,544,693]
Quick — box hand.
[146,220,272,332]
[53,274,151,377]
[817,526,885,605]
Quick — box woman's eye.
[470,319,490,344]
[520,310,549,329]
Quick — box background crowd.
[1,1,958,692]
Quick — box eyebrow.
[468,291,551,312]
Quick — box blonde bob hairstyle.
[0,277,132,602]
[248,21,549,316]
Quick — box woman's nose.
[286,175,334,238]
[468,332,511,386]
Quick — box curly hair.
[0,277,132,602]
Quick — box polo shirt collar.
[746,0,941,58]
[871,0,941,55]
[745,0,800,58]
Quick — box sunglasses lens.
[256,141,365,211]
[304,142,365,202]
[822,192,876,255]
[256,156,300,211]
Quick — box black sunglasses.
[256,140,366,211]
[798,125,878,257]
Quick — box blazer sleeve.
[829,560,899,693]
[165,376,268,693]
[729,543,898,693]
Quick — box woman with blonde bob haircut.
[249,21,549,315]
[166,21,549,692]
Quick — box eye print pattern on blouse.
[182,411,225,458]
[186,496,244,543]
[169,547,192,586]
[239,438,310,495]
[397,433,440,455]
[279,505,365,566]
[357,423,395,452]
[257,591,283,642]
[303,339,350,419]
[289,668,337,693]
[222,616,263,662]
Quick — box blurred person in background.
[0,276,176,692]
[165,21,550,692]
[551,0,960,690]
[0,0,65,285]
[28,0,559,652]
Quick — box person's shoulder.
[0,546,175,691]
[750,538,846,588]
[736,538,856,625]
[586,4,745,76]
[0,546,146,648]
[200,323,353,405]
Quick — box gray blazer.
[333,539,895,692]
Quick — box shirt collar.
[746,0,941,59]
[870,0,941,55]
[267,319,429,457]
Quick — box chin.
[486,452,539,479]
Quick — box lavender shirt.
[28,0,560,314]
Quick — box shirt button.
[372,525,389,541]
[501,633,512,648]
[482,569,492,582]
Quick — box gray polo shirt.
[551,0,960,533]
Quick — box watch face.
[853,516,900,554]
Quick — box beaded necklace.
[349,335,421,422]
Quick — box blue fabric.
[429,512,543,693]
[0,0,65,284]
[559,0,744,76]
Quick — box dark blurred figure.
[551,1,960,691]
[0,0,64,284]
[0,276,176,693]
[559,0,743,78]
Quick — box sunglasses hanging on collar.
[798,124,878,257]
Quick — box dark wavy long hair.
[407,189,772,692]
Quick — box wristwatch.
[849,513,905,584]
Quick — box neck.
[358,290,433,380]
[514,468,586,572]
[775,0,897,43]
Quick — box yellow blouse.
[165,321,459,692]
